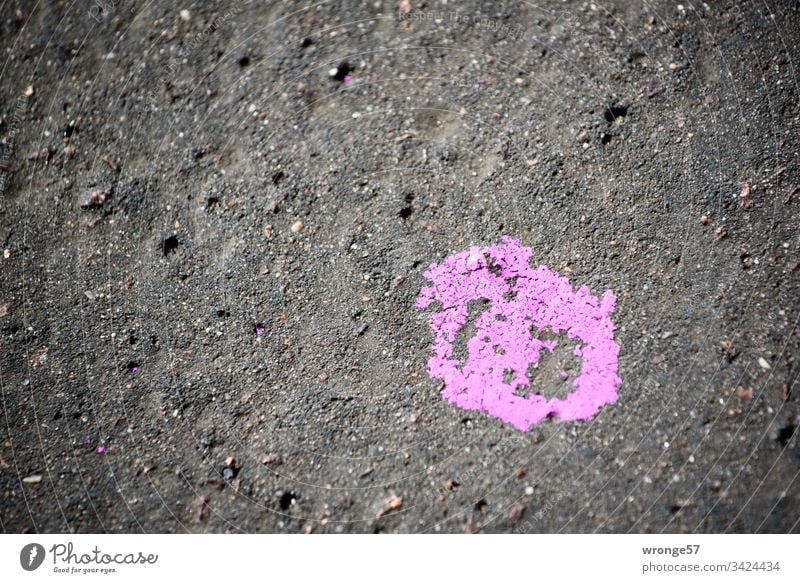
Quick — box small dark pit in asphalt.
[278,491,297,511]
[162,236,180,255]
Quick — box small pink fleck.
[96,445,105,454]
[83,436,93,445]
[416,236,622,431]
[343,75,354,85]
[255,323,265,335]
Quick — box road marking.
[416,236,622,431]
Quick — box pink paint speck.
[416,236,622,431]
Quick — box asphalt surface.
[1,0,799,533]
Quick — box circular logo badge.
[20,543,46,571]
[416,236,622,431]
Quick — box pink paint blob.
[416,236,622,431]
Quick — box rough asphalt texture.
[1,1,798,533]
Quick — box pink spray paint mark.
[416,236,622,431]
